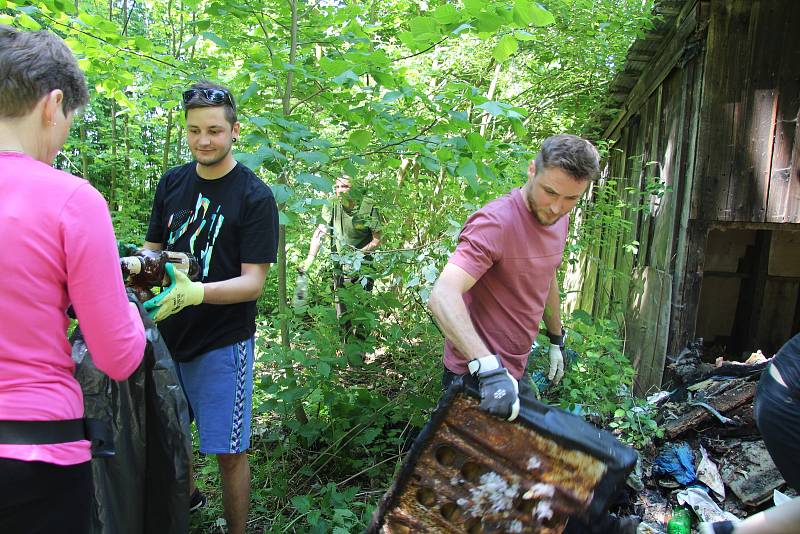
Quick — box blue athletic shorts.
[175,337,254,454]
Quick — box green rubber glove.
[143,263,204,321]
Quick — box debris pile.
[623,346,796,532]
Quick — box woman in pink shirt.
[0,26,146,533]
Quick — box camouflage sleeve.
[361,196,382,232]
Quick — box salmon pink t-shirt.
[444,188,568,379]
[0,152,145,465]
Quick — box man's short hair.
[534,134,600,181]
[182,80,237,126]
[0,26,89,119]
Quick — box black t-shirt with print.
[146,161,278,361]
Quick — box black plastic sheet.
[72,297,192,534]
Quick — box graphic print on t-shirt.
[166,192,225,279]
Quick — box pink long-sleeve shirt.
[0,152,146,465]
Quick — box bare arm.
[144,241,268,304]
[202,263,269,304]
[728,496,800,534]
[301,224,328,272]
[360,229,381,253]
[542,272,563,336]
[427,263,490,362]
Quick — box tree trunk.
[110,99,118,211]
[480,62,502,137]
[162,109,173,176]
[79,123,88,179]
[279,0,308,425]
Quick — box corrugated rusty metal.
[368,382,637,534]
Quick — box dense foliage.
[3,0,656,530]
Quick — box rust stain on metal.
[382,394,608,533]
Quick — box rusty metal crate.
[367,378,638,533]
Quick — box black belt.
[0,419,87,445]
[0,418,114,456]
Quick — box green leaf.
[514,30,537,41]
[466,132,486,154]
[332,70,360,86]
[434,4,461,24]
[476,101,506,117]
[296,173,333,192]
[457,157,479,192]
[296,151,330,165]
[271,184,293,204]
[348,130,371,150]
[343,160,358,178]
[17,13,41,29]
[195,19,211,31]
[409,16,439,41]
[318,361,331,377]
[291,495,311,514]
[493,34,519,62]
[510,118,527,138]
[474,11,505,33]
[463,0,483,17]
[512,0,555,27]
[201,31,229,48]
[240,80,259,104]
[133,36,152,52]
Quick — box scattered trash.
[773,489,791,506]
[676,487,739,523]
[688,401,737,425]
[652,442,696,485]
[647,390,672,405]
[697,445,725,500]
[637,520,667,534]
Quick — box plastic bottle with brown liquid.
[121,249,200,302]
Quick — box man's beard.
[533,209,563,226]
[193,144,232,167]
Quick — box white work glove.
[547,329,566,385]
[292,271,309,308]
[468,355,520,421]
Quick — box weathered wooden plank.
[695,0,753,221]
[668,48,704,358]
[650,69,685,273]
[626,266,672,395]
[664,380,755,439]
[637,93,661,266]
[673,221,710,354]
[729,0,781,222]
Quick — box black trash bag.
[72,296,192,534]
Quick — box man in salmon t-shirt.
[428,134,599,421]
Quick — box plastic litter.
[652,442,696,485]
[676,487,739,523]
[697,445,725,500]
[773,488,790,506]
[73,295,192,534]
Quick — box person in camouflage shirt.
[296,175,382,330]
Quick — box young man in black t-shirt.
[143,81,278,534]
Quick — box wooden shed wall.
[693,0,800,223]
[565,1,704,394]
[566,0,800,393]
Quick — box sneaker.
[189,489,207,513]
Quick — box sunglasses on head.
[182,88,234,107]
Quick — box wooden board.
[766,2,800,223]
[694,0,800,223]
[625,266,673,395]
